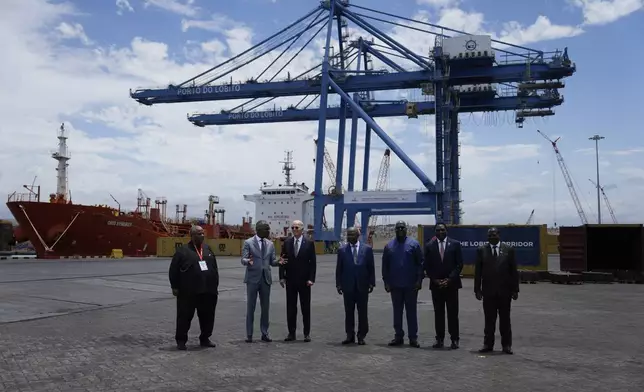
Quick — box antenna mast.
[280,150,295,186]
[52,123,70,201]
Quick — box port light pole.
[589,134,604,224]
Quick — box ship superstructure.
[243,151,314,238]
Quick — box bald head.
[190,225,205,245]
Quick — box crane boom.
[368,149,392,229]
[588,179,617,223]
[537,130,588,224]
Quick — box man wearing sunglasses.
[279,220,317,342]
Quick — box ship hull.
[6,201,183,258]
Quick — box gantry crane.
[588,179,617,223]
[537,130,588,224]
[129,1,576,240]
[367,149,391,244]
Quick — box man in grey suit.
[241,220,284,342]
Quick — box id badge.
[199,261,208,271]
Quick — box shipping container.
[419,224,548,275]
[559,224,643,273]
[441,34,493,58]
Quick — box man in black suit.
[424,223,463,349]
[335,227,375,345]
[474,227,519,354]
[169,225,219,350]
[279,220,316,342]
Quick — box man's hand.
[475,291,482,301]
[384,284,391,293]
[368,285,374,293]
[248,255,254,266]
[306,280,314,287]
[512,292,518,300]
[415,282,422,291]
[172,289,179,297]
[279,256,288,265]
[336,286,343,295]
[440,278,449,287]
[279,279,286,288]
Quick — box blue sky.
[0,0,643,229]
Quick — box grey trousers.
[246,280,271,338]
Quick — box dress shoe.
[341,337,355,345]
[502,346,513,355]
[284,335,295,342]
[357,337,366,345]
[388,338,404,346]
[261,335,272,342]
[450,340,459,349]
[409,340,420,348]
[432,340,444,349]
[245,336,253,343]
[176,342,187,350]
[304,335,311,342]
[200,339,216,348]
[478,346,493,353]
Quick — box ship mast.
[280,150,295,186]
[52,123,70,202]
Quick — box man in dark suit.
[279,219,316,342]
[424,223,463,349]
[169,225,219,350]
[474,227,519,354]
[335,226,375,345]
[382,221,424,348]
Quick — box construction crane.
[526,209,535,224]
[588,179,617,223]
[367,149,391,244]
[313,138,346,230]
[537,130,588,224]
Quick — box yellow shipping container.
[157,237,190,257]
[205,239,242,256]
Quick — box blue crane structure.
[129,0,575,242]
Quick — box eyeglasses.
[291,226,302,230]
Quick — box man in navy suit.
[382,221,424,348]
[424,223,463,349]
[335,226,375,345]
[279,220,316,342]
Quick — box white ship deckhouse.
[243,152,314,238]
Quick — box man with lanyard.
[382,221,424,348]
[169,225,219,350]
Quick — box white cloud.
[0,0,641,232]
[116,0,134,15]
[143,0,198,16]
[571,0,644,25]
[417,0,460,7]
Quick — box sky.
[0,0,643,230]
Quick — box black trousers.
[175,293,218,343]
[482,294,512,348]
[286,281,311,336]
[431,287,459,341]
[343,289,369,339]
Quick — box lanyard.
[195,245,203,260]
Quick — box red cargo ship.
[6,124,253,258]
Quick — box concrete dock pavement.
[0,255,642,391]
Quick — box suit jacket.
[423,237,463,290]
[279,235,316,283]
[381,237,424,289]
[335,242,376,294]
[474,242,520,297]
[241,236,279,285]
